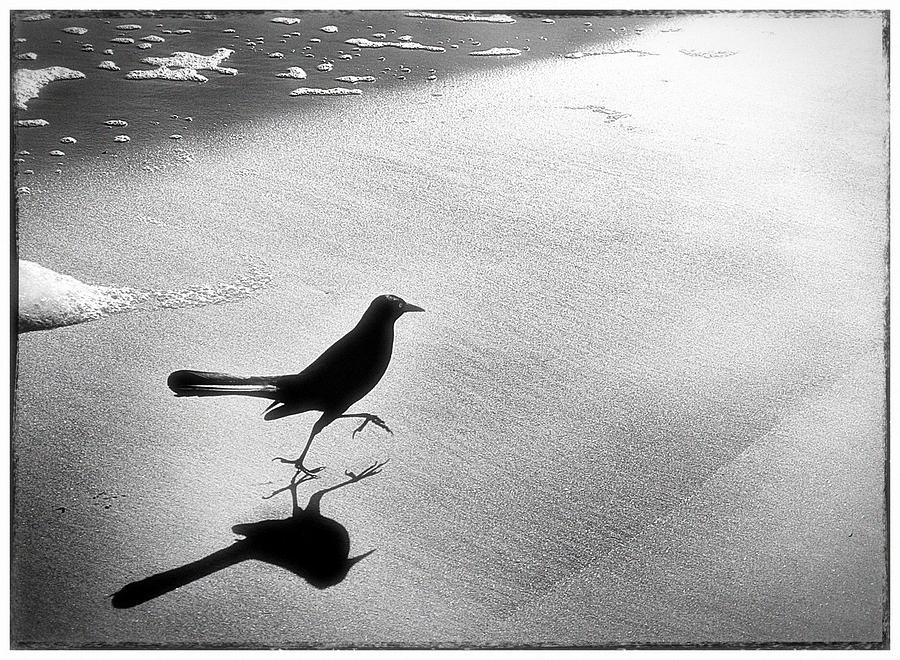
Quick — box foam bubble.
[113,135,130,142]
[469,47,522,56]
[13,66,86,110]
[15,38,27,43]
[137,43,152,50]
[116,24,142,31]
[18,260,274,333]
[111,37,134,44]
[335,75,376,83]
[223,29,236,33]
[104,119,128,127]
[15,119,49,128]
[321,25,338,33]
[49,150,65,156]
[62,27,88,35]
[316,62,334,72]
[405,11,516,24]
[60,136,77,144]
[269,52,285,58]
[275,66,307,79]
[16,52,38,60]
[142,35,165,42]
[289,86,362,96]
[345,37,445,53]
[271,17,301,25]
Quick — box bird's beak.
[404,303,425,313]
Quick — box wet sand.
[12,11,888,648]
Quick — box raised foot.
[345,459,390,482]
[272,456,326,475]
[351,414,393,438]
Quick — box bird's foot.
[272,456,326,476]
[261,472,318,500]
[345,459,389,482]
[351,414,393,438]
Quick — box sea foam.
[15,119,49,128]
[405,11,516,24]
[289,86,361,96]
[335,75,376,83]
[13,66,86,110]
[271,17,301,25]
[345,37,445,53]
[62,27,88,35]
[18,260,273,333]
[469,47,522,56]
[126,48,237,82]
[275,66,307,79]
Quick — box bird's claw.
[351,414,393,438]
[344,459,390,481]
[272,456,326,475]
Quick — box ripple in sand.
[15,119,49,128]
[335,75,375,83]
[271,17,301,25]
[116,24,142,31]
[18,260,273,333]
[16,52,38,60]
[405,11,516,24]
[275,66,307,79]
[469,47,522,56]
[289,86,361,96]
[680,49,738,58]
[321,25,338,33]
[13,66,85,110]
[62,27,88,35]
[345,37,445,53]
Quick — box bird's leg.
[272,414,331,475]
[261,471,318,502]
[339,413,393,438]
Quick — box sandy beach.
[12,11,888,647]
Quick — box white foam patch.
[275,66,307,79]
[405,11,516,24]
[564,48,658,59]
[13,66,86,110]
[335,75,376,83]
[16,52,38,60]
[18,260,273,333]
[141,35,165,43]
[104,119,127,127]
[116,24,141,31]
[97,60,120,71]
[110,37,134,44]
[126,48,237,82]
[138,43,152,50]
[15,119,49,128]
[316,62,334,71]
[344,37,445,53]
[62,27,88,35]
[23,13,51,21]
[469,47,522,57]
[269,52,284,58]
[271,17,301,25]
[289,86,362,96]
[321,25,338,33]
[60,136,77,144]
[680,49,738,58]
[113,135,130,142]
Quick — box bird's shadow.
[111,462,386,609]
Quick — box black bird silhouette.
[167,295,423,475]
[111,461,386,609]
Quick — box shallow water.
[12,10,888,648]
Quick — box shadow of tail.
[112,544,246,609]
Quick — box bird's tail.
[167,369,280,398]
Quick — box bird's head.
[368,294,425,321]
